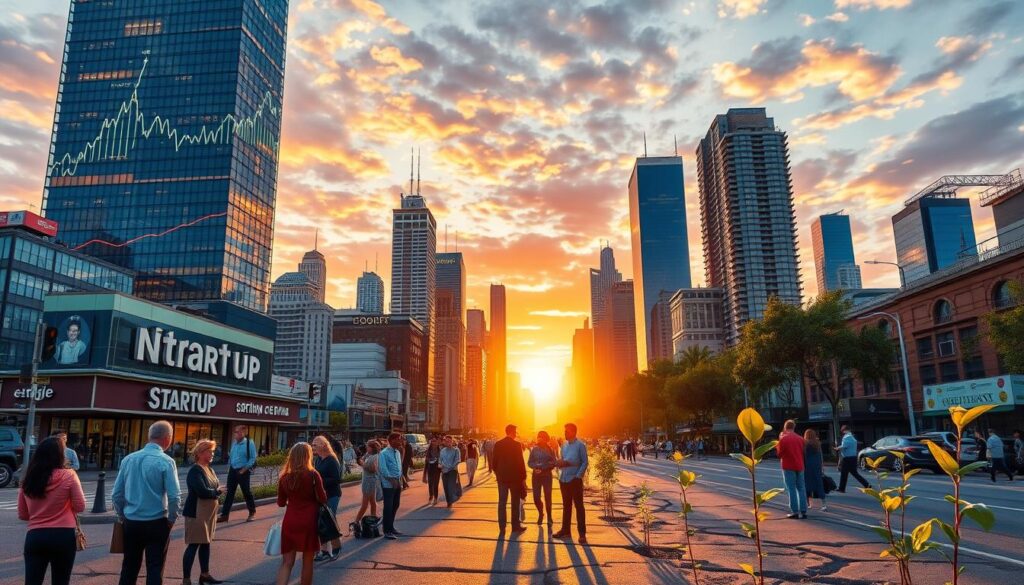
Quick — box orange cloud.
[369,45,423,74]
[717,0,767,19]
[836,0,912,10]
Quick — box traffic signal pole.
[22,319,44,472]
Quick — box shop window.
[916,337,934,359]
[936,331,956,357]
[919,364,937,386]
[939,361,960,383]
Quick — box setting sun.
[517,362,564,409]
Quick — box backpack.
[360,515,381,538]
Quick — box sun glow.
[518,363,563,407]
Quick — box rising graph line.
[48,57,280,177]
[71,211,228,251]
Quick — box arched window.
[934,299,953,324]
[877,319,892,337]
[993,281,1012,309]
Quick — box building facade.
[326,342,407,440]
[299,248,327,304]
[435,252,466,430]
[356,271,385,314]
[488,284,507,429]
[696,108,802,345]
[812,212,862,293]
[42,0,289,312]
[268,268,332,386]
[466,308,487,431]
[893,197,977,285]
[589,245,622,326]
[594,280,638,395]
[628,156,692,365]
[569,318,594,424]
[668,288,725,359]
[649,291,675,362]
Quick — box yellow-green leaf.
[912,520,933,552]
[950,404,997,433]
[678,469,697,488]
[883,495,902,512]
[739,563,755,577]
[866,456,886,469]
[737,407,766,444]
[923,440,959,477]
[672,450,685,462]
[961,503,995,531]
[730,452,755,470]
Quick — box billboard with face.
[51,314,93,367]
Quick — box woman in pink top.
[18,437,86,585]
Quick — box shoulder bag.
[74,514,87,551]
[314,473,342,543]
[263,521,282,556]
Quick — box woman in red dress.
[275,443,327,585]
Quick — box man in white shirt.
[379,432,405,539]
[987,429,1014,482]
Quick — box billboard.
[0,210,59,237]
[922,375,1023,415]
[44,313,95,368]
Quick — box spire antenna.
[444,224,448,253]
[409,147,414,195]
[674,135,678,156]
[643,132,647,158]
[314,228,319,251]
[416,147,421,196]
[375,252,378,273]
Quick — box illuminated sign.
[147,387,218,414]
[353,316,391,326]
[0,210,59,237]
[437,258,457,265]
[12,386,55,401]
[134,326,262,382]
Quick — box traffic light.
[40,326,58,362]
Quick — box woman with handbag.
[312,436,343,562]
[803,429,828,512]
[355,440,383,524]
[275,442,327,585]
[424,436,442,505]
[182,440,226,585]
[17,437,86,585]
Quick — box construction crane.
[902,169,1022,207]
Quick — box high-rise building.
[628,156,692,366]
[299,246,327,304]
[811,212,862,293]
[466,308,487,431]
[356,271,385,314]
[570,318,594,424]
[669,288,725,359]
[649,290,675,362]
[589,245,622,326]
[594,280,638,398]
[391,190,437,423]
[269,262,333,386]
[893,197,977,285]
[434,252,466,430]
[696,108,802,344]
[436,252,466,317]
[506,372,533,431]
[488,284,507,428]
[42,0,289,313]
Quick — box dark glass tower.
[893,197,977,285]
[628,156,692,365]
[42,0,289,312]
[811,212,862,292]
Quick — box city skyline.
[2,0,1023,381]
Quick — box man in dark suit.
[491,423,527,535]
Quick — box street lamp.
[865,260,906,288]
[859,311,916,435]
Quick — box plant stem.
[750,442,764,585]
[681,487,700,585]
[952,434,963,585]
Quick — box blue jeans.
[326,495,340,514]
[783,469,807,514]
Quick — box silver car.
[917,431,979,463]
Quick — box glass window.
[936,332,956,357]
[919,364,937,386]
[993,281,1013,309]
[916,337,934,359]
[962,356,985,380]
[939,361,960,383]
[934,300,953,324]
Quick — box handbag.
[74,515,87,551]
[823,474,837,494]
[264,521,282,556]
[314,474,342,543]
[110,519,124,554]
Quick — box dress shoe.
[510,526,527,534]
[199,575,224,584]
[216,516,229,523]
[578,536,588,545]
[552,531,570,539]
[246,512,256,522]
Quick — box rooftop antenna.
[643,132,647,158]
[409,147,414,195]
[365,259,368,272]
[674,135,678,156]
[314,228,319,251]
[416,147,421,196]
[375,252,379,273]
[455,231,459,252]
[444,224,449,252]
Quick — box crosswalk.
[0,490,103,510]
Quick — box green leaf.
[904,468,923,479]
[923,440,959,477]
[739,521,757,538]
[756,488,784,505]
[943,494,958,505]
[860,487,881,500]
[870,526,893,541]
[957,461,988,476]
[737,408,766,444]
[681,502,693,515]
[739,563,755,577]
[912,520,933,552]
[961,504,995,531]
[753,441,776,460]
[730,452,755,469]
[936,520,959,545]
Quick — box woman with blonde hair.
[803,429,828,512]
[182,440,226,585]
[275,443,327,585]
[355,440,383,524]
[311,435,342,561]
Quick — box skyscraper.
[488,284,507,428]
[42,0,289,312]
[570,318,594,424]
[811,212,862,293]
[628,156,692,366]
[893,197,976,284]
[299,245,327,303]
[696,108,802,344]
[466,308,487,431]
[391,188,437,423]
[434,252,466,430]
[589,245,622,326]
[269,268,333,386]
[649,290,675,362]
[356,271,385,314]
[594,280,637,399]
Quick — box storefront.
[922,374,1024,433]
[806,397,907,446]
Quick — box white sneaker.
[821,505,828,512]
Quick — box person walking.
[379,433,405,539]
[553,422,589,544]
[835,425,869,493]
[355,440,383,524]
[51,431,80,471]
[803,429,828,512]
[986,429,1014,482]
[274,443,326,585]
[483,438,495,473]
[182,440,226,585]
[776,420,807,519]
[401,436,414,485]
[112,421,181,585]
[1013,430,1024,474]
[440,436,462,508]
[424,436,442,505]
[528,431,557,525]
[492,424,527,535]
[217,425,256,523]
[465,439,480,486]
[312,436,343,561]
[18,437,86,585]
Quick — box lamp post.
[859,310,916,435]
[865,260,907,288]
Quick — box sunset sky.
[2,0,1024,399]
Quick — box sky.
[1,0,1024,402]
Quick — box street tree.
[985,280,1024,373]
[733,291,893,441]
[667,350,742,428]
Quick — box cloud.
[964,1,1016,36]
[717,0,766,19]
[835,0,912,10]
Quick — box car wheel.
[0,463,12,488]
[891,458,903,472]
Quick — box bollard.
[91,471,107,513]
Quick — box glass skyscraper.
[42,0,289,312]
[893,197,977,284]
[627,156,692,365]
[811,212,862,293]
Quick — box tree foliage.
[985,280,1024,374]
[667,350,742,428]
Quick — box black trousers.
[381,487,402,534]
[532,473,553,519]
[838,457,869,491]
[427,464,441,500]
[990,458,1014,481]
[559,478,586,536]
[220,467,255,518]
[497,481,524,530]
[25,527,76,585]
[119,518,171,585]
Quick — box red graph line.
[72,211,228,251]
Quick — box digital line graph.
[71,211,228,251]
[48,57,280,177]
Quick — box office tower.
[811,212,862,293]
[506,372,533,431]
[391,186,437,422]
[299,245,327,304]
[628,156,692,365]
[269,255,333,385]
[589,245,622,325]
[570,318,595,424]
[893,197,977,285]
[436,252,466,317]
[356,271,385,314]
[696,108,802,344]
[649,290,675,362]
[434,252,466,430]
[668,288,725,359]
[466,308,487,431]
[594,280,638,400]
[42,0,289,312]
[488,284,507,428]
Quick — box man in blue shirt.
[52,430,79,471]
[218,424,257,522]
[379,432,405,539]
[112,420,180,585]
[553,422,589,544]
[835,425,869,492]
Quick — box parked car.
[857,435,941,473]
[0,425,25,488]
[403,433,428,457]
[917,431,979,462]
